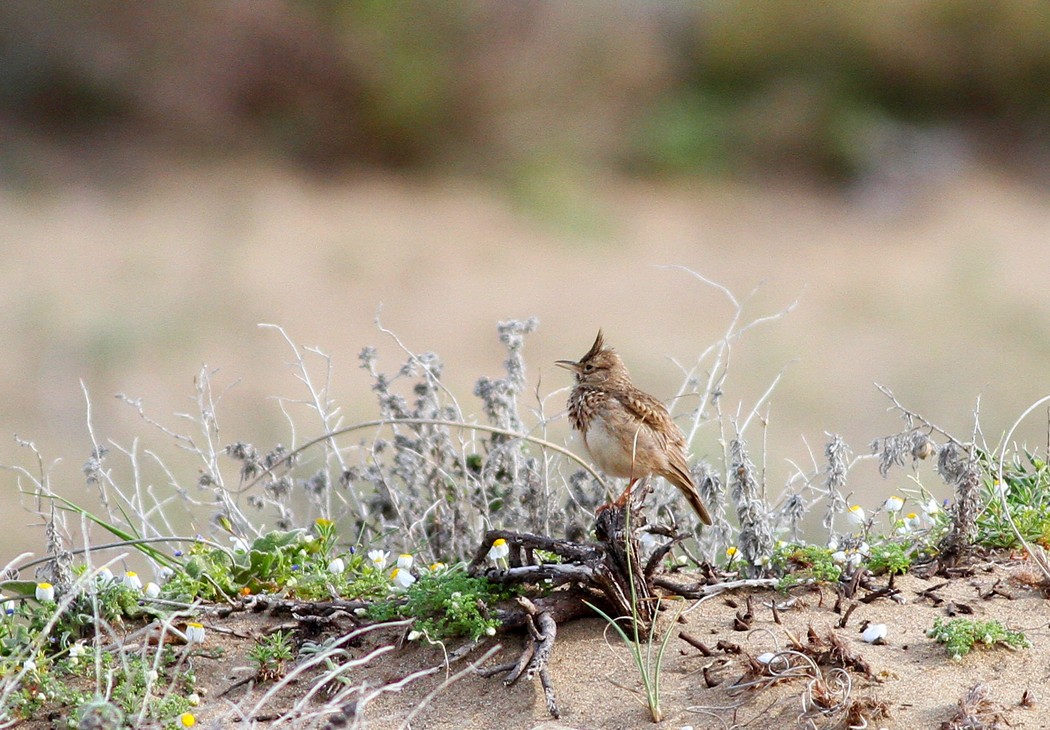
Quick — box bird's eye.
[583,363,595,372]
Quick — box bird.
[556,330,713,525]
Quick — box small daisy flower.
[68,641,85,664]
[96,567,115,585]
[429,562,447,572]
[157,567,174,583]
[407,630,422,642]
[185,622,206,644]
[846,505,866,526]
[187,693,201,706]
[922,498,940,515]
[390,567,416,589]
[144,582,161,599]
[123,571,143,591]
[368,549,390,571]
[904,512,922,531]
[883,495,904,513]
[397,553,414,570]
[35,583,55,602]
[180,713,196,728]
[328,557,346,575]
[488,538,510,562]
[862,623,888,643]
[831,550,848,565]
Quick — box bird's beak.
[554,359,579,372]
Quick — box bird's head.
[555,330,630,387]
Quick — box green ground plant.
[927,617,1031,661]
[366,565,514,642]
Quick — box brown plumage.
[556,330,713,526]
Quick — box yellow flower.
[725,546,738,558]
[180,713,196,727]
[185,622,206,644]
[488,538,510,562]
[390,568,416,589]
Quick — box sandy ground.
[19,557,1047,730]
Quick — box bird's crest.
[581,329,608,363]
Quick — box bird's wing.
[615,388,685,450]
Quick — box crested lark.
[556,330,713,526]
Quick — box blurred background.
[3,1,1050,560]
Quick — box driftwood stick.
[654,575,779,599]
[539,668,559,719]
[524,610,557,681]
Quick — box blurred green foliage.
[1,0,1049,184]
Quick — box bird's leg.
[595,479,637,516]
[612,479,638,508]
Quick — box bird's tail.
[664,464,713,526]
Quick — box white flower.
[488,538,510,562]
[846,505,866,526]
[187,693,201,706]
[428,562,446,572]
[68,642,85,661]
[407,630,422,642]
[368,549,390,571]
[847,553,863,570]
[862,623,887,643]
[858,542,870,557]
[144,582,161,599]
[147,669,159,683]
[883,495,904,513]
[23,658,36,672]
[639,531,659,554]
[123,571,143,591]
[831,551,848,565]
[391,568,416,589]
[922,498,940,515]
[485,626,496,636]
[35,583,55,602]
[904,512,922,531]
[756,652,776,665]
[230,537,250,554]
[185,622,206,644]
[827,536,840,551]
[95,567,115,585]
[328,558,346,575]
[157,567,175,583]
[1,599,15,616]
[397,553,414,570]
